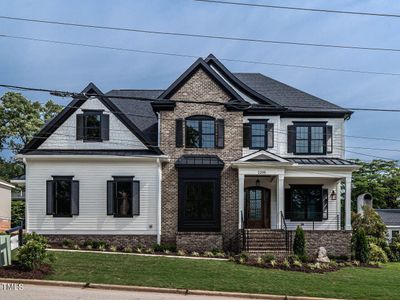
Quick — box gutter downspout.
[156,158,162,244]
[22,157,28,232]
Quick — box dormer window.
[76,110,110,142]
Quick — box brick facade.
[176,232,223,252]
[159,68,243,250]
[44,234,157,248]
[302,230,352,258]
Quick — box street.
[0,284,260,300]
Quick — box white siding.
[39,98,147,150]
[25,158,158,235]
[243,116,345,159]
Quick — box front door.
[245,187,270,228]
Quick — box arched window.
[185,116,215,148]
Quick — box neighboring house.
[376,209,400,241]
[17,54,359,256]
[0,179,15,231]
[10,174,26,201]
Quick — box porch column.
[336,180,342,230]
[238,174,245,229]
[345,176,352,230]
[277,174,285,229]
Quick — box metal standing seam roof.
[376,209,400,226]
[175,155,224,168]
[286,158,356,165]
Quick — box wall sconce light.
[256,179,260,187]
[330,190,337,200]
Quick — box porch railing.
[280,211,291,252]
[240,210,247,252]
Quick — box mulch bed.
[0,264,53,279]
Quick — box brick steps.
[243,229,290,254]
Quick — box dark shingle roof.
[175,155,224,168]
[376,209,400,226]
[233,73,351,114]
[287,158,356,165]
[105,90,163,145]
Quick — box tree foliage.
[293,226,306,260]
[354,228,369,263]
[0,92,63,153]
[352,159,400,209]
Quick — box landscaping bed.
[0,264,52,279]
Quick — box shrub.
[153,243,177,253]
[11,200,25,228]
[73,244,80,250]
[256,256,264,265]
[177,249,186,256]
[109,245,117,252]
[62,239,73,248]
[144,248,155,254]
[191,251,200,257]
[354,228,369,263]
[262,254,275,263]
[369,243,388,263]
[83,240,94,248]
[123,246,133,253]
[203,251,214,257]
[292,260,302,268]
[293,226,306,259]
[282,259,290,268]
[17,233,54,270]
[389,236,400,262]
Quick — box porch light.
[256,179,260,187]
[330,190,337,200]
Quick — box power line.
[2,83,400,114]
[1,33,400,78]
[1,16,400,53]
[195,0,400,19]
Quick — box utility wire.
[1,33,400,78]
[1,15,400,53]
[1,83,400,113]
[194,0,400,19]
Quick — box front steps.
[242,229,291,257]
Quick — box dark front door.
[245,187,270,228]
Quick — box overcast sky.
[1,0,399,160]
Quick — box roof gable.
[22,83,162,155]
[158,58,243,101]
[239,150,290,163]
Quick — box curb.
[0,278,345,300]
[47,248,229,261]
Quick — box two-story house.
[18,54,358,257]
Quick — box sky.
[0,0,399,161]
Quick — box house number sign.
[257,170,267,175]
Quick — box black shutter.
[322,189,329,220]
[326,125,333,153]
[284,188,291,220]
[107,181,115,215]
[101,114,110,141]
[46,180,54,215]
[175,119,183,148]
[133,181,140,216]
[216,119,224,148]
[287,125,295,153]
[76,114,84,140]
[71,181,79,215]
[267,123,274,148]
[243,123,251,148]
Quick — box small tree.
[354,228,369,263]
[293,226,306,259]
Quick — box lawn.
[45,251,400,300]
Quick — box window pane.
[311,140,324,153]
[249,189,262,220]
[251,123,264,136]
[84,114,102,140]
[55,180,71,216]
[291,188,306,220]
[184,181,214,220]
[296,127,308,139]
[202,121,214,134]
[307,188,322,220]
[291,187,322,221]
[202,134,215,148]
[86,114,101,127]
[186,120,200,147]
[311,127,323,139]
[116,181,132,216]
[296,140,309,153]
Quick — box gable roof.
[376,209,400,226]
[21,83,162,155]
[233,73,352,116]
[158,58,243,101]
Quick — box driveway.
[0,284,261,300]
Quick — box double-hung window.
[107,177,140,217]
[243,120,274,149]
[294,123,326,155]
[185,116,215,148]
[76,110,109,142]
[46,176,79,217]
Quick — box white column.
[336,180,342,230]
[238,174,245,229]
[277,174,285,229]
[345,176,352,231]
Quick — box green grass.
[45,251,400,300]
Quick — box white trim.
[156,158,162,244]
[17,154,169,162]
[10,179,25,185]
[238,150,290,163]
[0,180,15,189]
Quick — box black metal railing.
[280,211,291,252]
[240,210,247,252]
[5,220,24,247]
